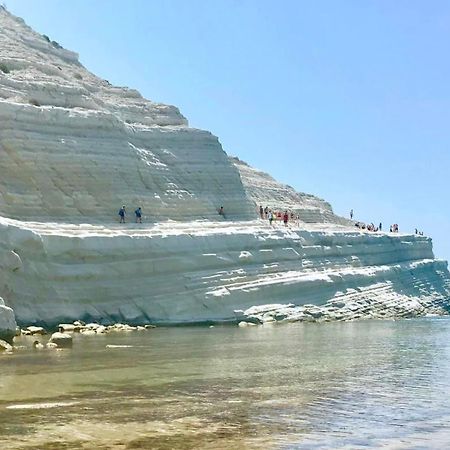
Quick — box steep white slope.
[232,157,351,225]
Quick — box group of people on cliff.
[118,206,142,223]
[259,205,299,227]
[390,224,399,233]
[354,221,401,233]
[352,210,407,234]
[355,222,382,232]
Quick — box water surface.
[1,318,450,449]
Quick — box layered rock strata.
[0,217,449,327]
[0,8,255,222]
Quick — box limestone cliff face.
[0,8,448,328]
[0,8,255,221]
[0,218,449,326]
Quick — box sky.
[6,0,450,260]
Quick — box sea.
[1,317,450,449]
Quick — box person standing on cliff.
[350,209,354,220]
[135,207,142,223]
[118,205,126,223]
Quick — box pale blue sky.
[7,0,450,260]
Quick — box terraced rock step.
[0,216,448,326]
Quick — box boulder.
[238,321,257,327]
[58,323,77,332]
[0,298,17,343]
[49,331,73,348]
[26,326,47,335]
[0,339,13,352]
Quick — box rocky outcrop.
[0,296,17,342]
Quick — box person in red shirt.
[283,211,289,227]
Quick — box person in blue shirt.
[118,205,126,223]
[135,207,142,223]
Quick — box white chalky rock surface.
[0,8,255,222]
[0,7,448,328]
[0,296,17,341]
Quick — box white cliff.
[0,7,449,330]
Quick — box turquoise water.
[1,318,450,449]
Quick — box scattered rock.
[49,331,73,348]
[32,340,44,350]
[80,329,96,336]
[0,339,13,352]
[238,321,257,327]
[304,308,324,319]
[58,323,77,332]
[26,326,47,335]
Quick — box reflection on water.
[1,318,450,449]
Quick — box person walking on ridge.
[268,210,274,226]
[135,207,142,223]
[118,205,126,223]
[350,209,354,220]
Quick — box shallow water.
[1,318,450,449]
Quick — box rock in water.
[0,8,448,327]
[49,332,73,348]
[0,339,13,352]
